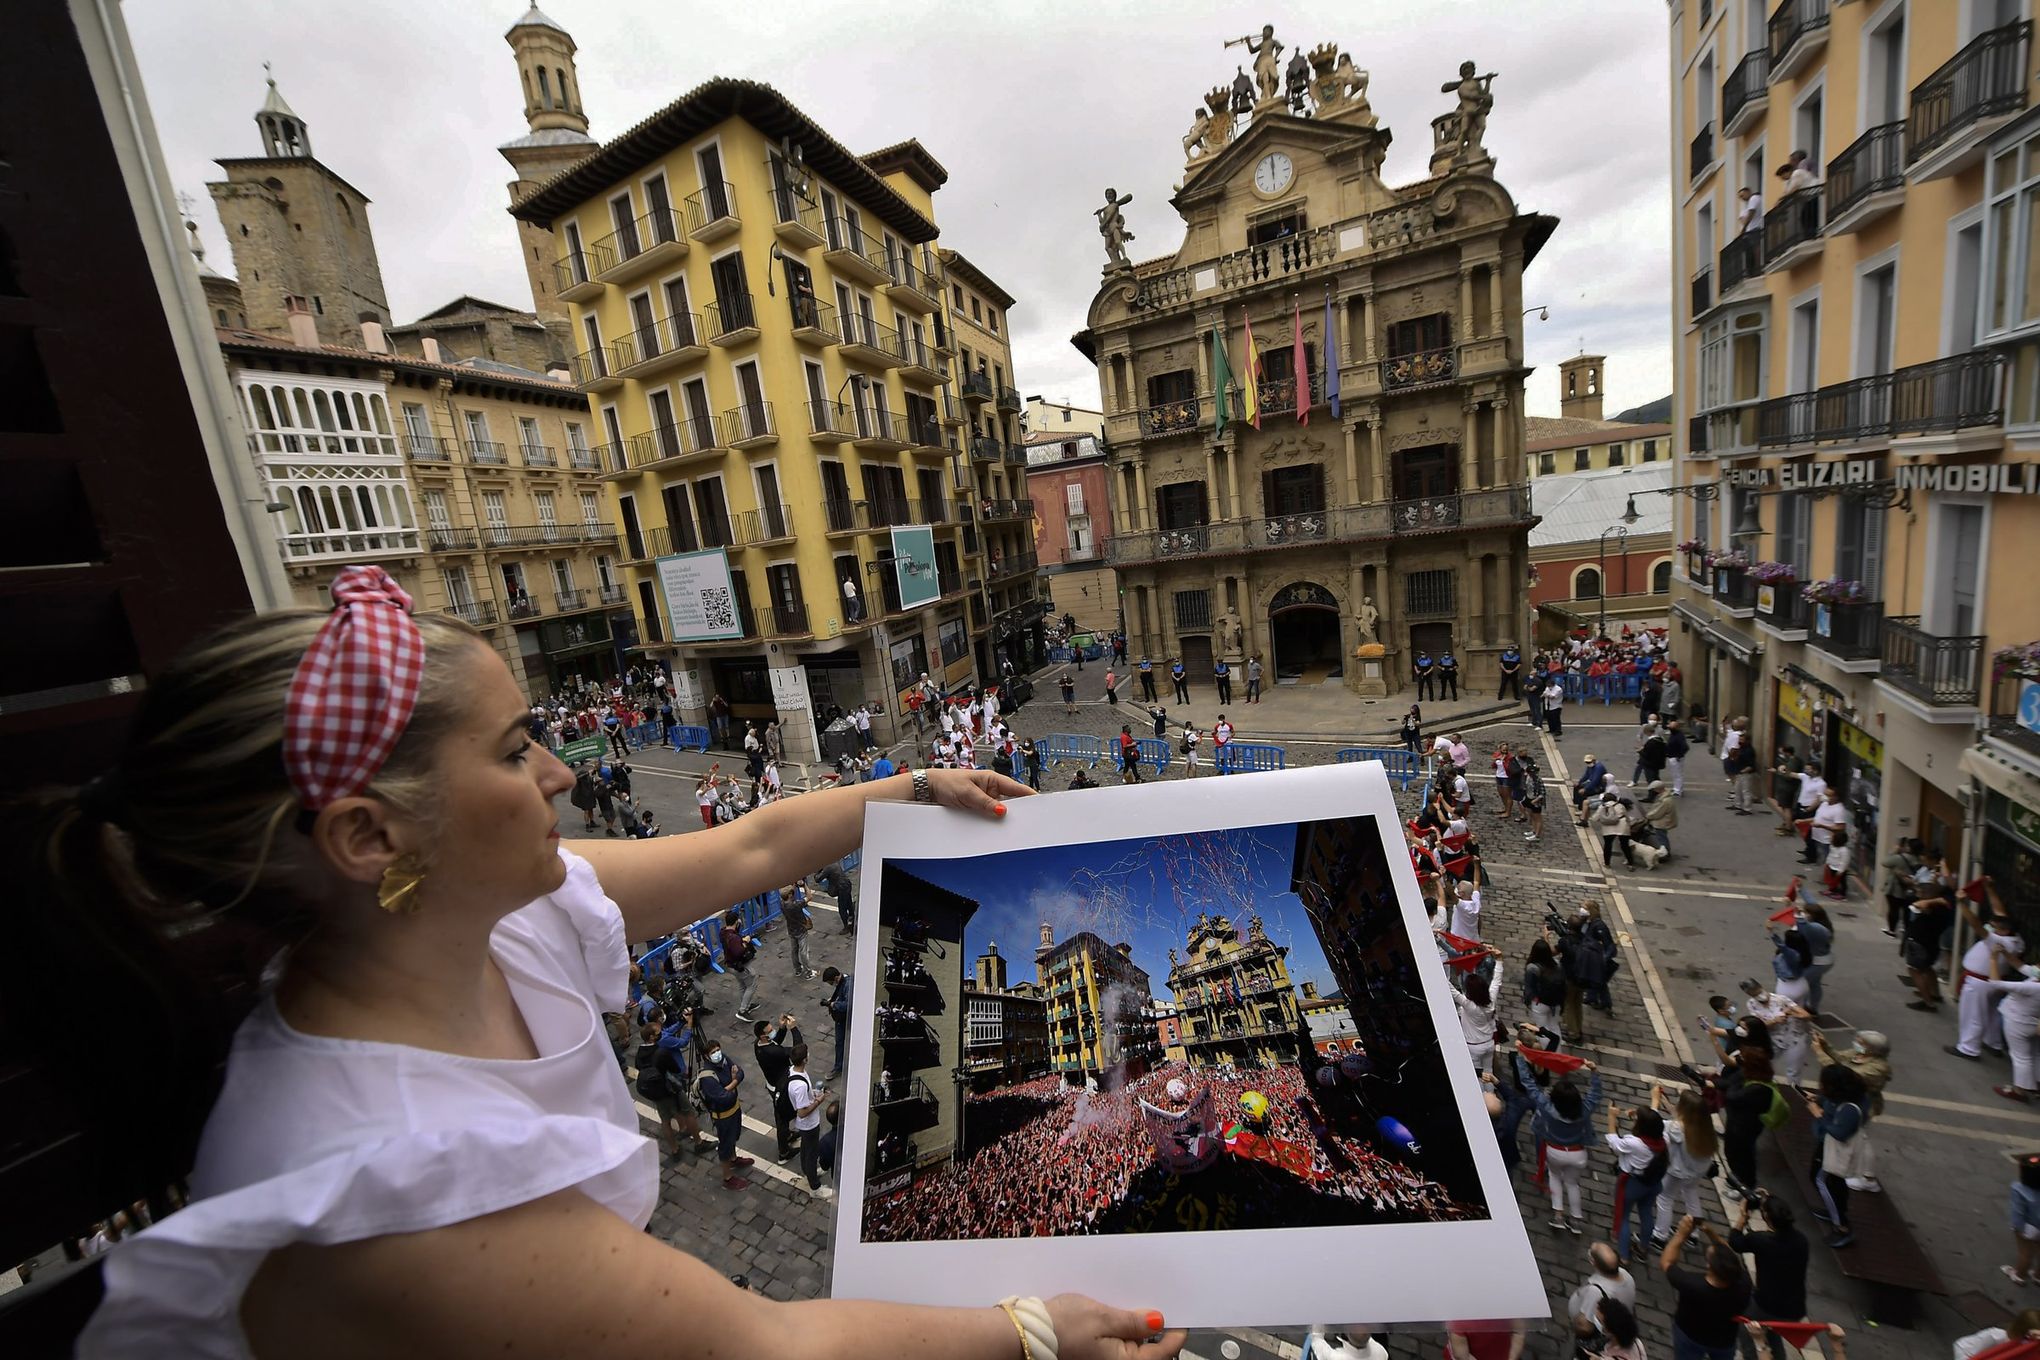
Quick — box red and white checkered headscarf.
[283,566,426,810]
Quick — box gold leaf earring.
[376,854,428,914]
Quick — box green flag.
[1211,323,1232,436]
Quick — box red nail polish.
[993,803,1007,816]
[1145,1310,1164,1333]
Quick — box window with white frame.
[1983,130,2040,339]
[550,559,575,596]
[401,401,432,446]
[443,566,474,610]
[565,421,591,462]
[517,416,543,458]
[580,490,602,524]
[596,554,616,590]
[535,490,558,539]
[424,489,451,528]
[482,490,509,545]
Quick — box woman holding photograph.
[12,568,1177,1360]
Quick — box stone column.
[1460,397,1481,491]
[1362,292,1378,363]
[1458,269,1474,341]
[1487,267,1503,339]
[1342,422,1360,505]
[1204,447,1220,519]
[1227,448,1242,518]
[1335,290,1352,365]
[1367,411,1387,503]
[1133,460,1150,530]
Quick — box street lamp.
[1595,497,1641,639]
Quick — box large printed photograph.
[857,814,1490,1244]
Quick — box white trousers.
[1656,1172,1705,1224]
[2012,1027,2040,1092]
[1773,1032,1811,1086]
[1957,980,2007,1056]
[1467,1039,1494,1070]
[1666,755,1684,795]
[1546,1145,1587,1219]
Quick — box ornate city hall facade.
[1078,30,1553,694]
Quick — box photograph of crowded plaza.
[18,0,2040,1354]
[854,816,1494,1246]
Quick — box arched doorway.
[1269,582,1343,683]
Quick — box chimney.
[284,295,318,349]
[1301,981,1318,1000]
[421,336,444,365]
[359,316,388,354]
[546,362,572,383]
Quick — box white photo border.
[828,762,1547,1331]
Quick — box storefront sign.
[1722,458,1881,491]
[1894,463,2040,495]
[1777,680,1816,735]
[890,525,940,611]
[1835,719,1883,770]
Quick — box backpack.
[1755,1080,1792,1131]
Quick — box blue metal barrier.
[1215,742,1286,774]
[1335,747,1428,790]
[1561,673,1585,704]
[1040,733,1106,767]
[1133,737,1174,775]
[670,724,711,752]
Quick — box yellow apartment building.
[1034,922,1155,1082]
[510,79,1045,758]
[1670,0,2040,944]
[221,328,629,697]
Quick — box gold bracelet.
[996,1301,1035,1360]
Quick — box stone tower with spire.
[207,69,389,347]
[500,5,596,329]
[182,196,246,331]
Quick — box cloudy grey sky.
[130,0,1670,418]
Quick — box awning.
[1963,744,2040,814]
[1705,620,1762,666]
[1671,600,1711,631]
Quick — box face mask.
[707,1049,724,1065]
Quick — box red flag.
[1439,931,1483,954]
[1768,905,1798,925]
[1291,297,1309,425]
[1735,1320,1836,1349]
[1965,877,1990,903]
[1442,952,1486,972]
[1517,1047,1587,1074]
[1966,1339,2040,1360]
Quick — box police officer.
[1214,656,1233,705]
[1498,644,1522,700]
[1437,651,1460,701]
[1171,656,1189,704]
[1414,650,1436,702]
[1138,654,1157,703]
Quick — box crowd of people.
[860,1061,1475,1245]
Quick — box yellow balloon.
[1240,1090,1269,1121]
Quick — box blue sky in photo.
[891,822,1335,1000]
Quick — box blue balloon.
[1376,1116,1420,1153]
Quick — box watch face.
[1254,152,1294,195]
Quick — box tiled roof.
[215,328,577,397]
[510,77,938,242]
[938,247,1015,310]
[861,138,949,193]
[1528,464,1675,547]
[1524,417,1672,451]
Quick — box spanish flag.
[1240,310,1262,429]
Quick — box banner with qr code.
[890,525,940,612]
[654,548,743,642]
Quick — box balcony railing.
[1711,566,1756,612]
[731,503,794,544]
[479,522,619,550]
[425,526,476,552]
[567,444,601,470]
[1766,0,1828,75]
[592,208,683,278]
[626,311,704,363]
[1722,48,1769,132]
[1907,20,2033,166]
[1381,347,1457,390]
[989,550,1040,580]
[996,385,1022,412]
[1825,122,1906,225]
[1756,580,1807,632]
[705,293,758,341]
[1139,396,1202,435]
[466,439,508,465]
[1255,373,1320,416]
[572,346,612,386]
[552,243,614,295]
[554,588,589,612]
[1106,484,1533,566]
[1762,186,1822,264]
[1809,599,1883,663]
[1757,352,2004,447]
[683,181,739,238]
[405,435,456,462]
[519,443,557,468]
[591,441,632,474]
[631,415,726,467]
[820,498,947,532]
[899,334,948,379]
[1988,673,2040,762]
[788,292,839,343]
[1719,231,1764,294]
[840,312,902,362]
[443,599,496,627]
[598,583,628,606]
[764,600,811,637]
[1690,122,1715,180]
[504,593,542,620]
[960,371,994,403]
[823,217,892,282]
[873,1075,937,1112]
[724,401,777,444]
[1891,351,2004,434]
[1880,615,1985,706]
[1136,224,1340,308]
[1690,267,1712,318]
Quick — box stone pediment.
[1174,112,1388,212]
